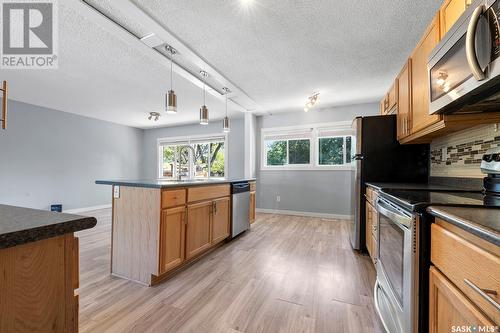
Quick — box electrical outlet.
[276,195,280,202]
[113,186,120,199]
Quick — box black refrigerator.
[349,115,429,251]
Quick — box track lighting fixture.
[304,93,320,112]
[148,112,161,121]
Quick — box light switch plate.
[113,186,120,199]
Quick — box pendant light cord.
[225,93,228,117]
[170,50,173,91]
[203,75,206,106]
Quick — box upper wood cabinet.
[186,201,213,260]
[379,81,398,115]
[397,60,412,140]
[429,267,495,333]
[410,14,442,134]
[440,0,471,37]
[211,197,230,245]
[159,206,186,274]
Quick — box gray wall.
[256,103,379,216]
[142,118,245,179]
[0,99,143,210]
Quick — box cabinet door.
[411,14,442,134]
[380,98,386,115]
[211,197,230,244]
[440,0,469,37]
[159,207,186,274]
[365,202,373,258]
[397,60,412,140]
[429,267,495,333]
[249,191,256,224]
[388,80,398,112]
[186,201,212,260]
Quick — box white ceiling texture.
[2,0,442,128]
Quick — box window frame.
[316,135,353,168]
[157,133,228,180]
[261,122,354,171]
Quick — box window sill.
[260,166,354,171]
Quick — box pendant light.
[166,45,177,114]
[199,71,209,125]
[222,87,231,133]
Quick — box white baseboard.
[256,208,352,220]
[64,204,112,214]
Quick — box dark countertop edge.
[427,206,500,246]
[0,216,97,250]
[95,178,257,189]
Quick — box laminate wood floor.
[77,209,383,333]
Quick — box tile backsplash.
[430,124,500,178]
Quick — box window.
[263,130,312,167]
[261,122,354,170]
[159,135,227,179]
[318,136,352,165]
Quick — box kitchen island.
[0,205,96,333]
[96,179,256,286]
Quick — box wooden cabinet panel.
[188,185,230,203]
[159,206,186,274]
[186,201,212,259]
[440,0,469,37]
[365,202,373,259]
[249,181,256,192]
[397,60,412,140]
[161,189,186,209]
[387,80,398,112]
[431,223,500,323]
[250,191,256,224]
[380,99,386,115]
[211,197,230,245]
[429,267,495,333]
[410,14,442,134]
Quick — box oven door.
[428,0,500,114]
[374,198,416,333]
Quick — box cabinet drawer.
[249,181,256,192]
[162,189,186,209]
[188,185,230,203]
[431,223,500,323]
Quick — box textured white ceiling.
[131,0,442,112]
[3,0,442,128]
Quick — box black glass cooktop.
[380,189,500,212]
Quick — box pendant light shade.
[200,105,209,125]
[222,87,231,132]
[166,45,177,114]
[199,71,209,125]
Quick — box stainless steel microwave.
[428,0,500,114]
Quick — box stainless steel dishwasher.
[231,182,250,237]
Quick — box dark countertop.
[0,204,97,249]
[427,206,500,246]
[96,178,257,189]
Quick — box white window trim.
[261,121,354,171]
[157,133,229,179]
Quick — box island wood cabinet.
[0,234,80,333]
[112,184,231,286]
[249,181,256,223]
[429,219,499,332]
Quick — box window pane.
[193,143,209,178]
[346,136,352,164]
[162,146,176,178]
[210,142,225,178]
[178,146,190,177]
[266,140,287,166]
[319,137,344,165]
[288,139,310,164]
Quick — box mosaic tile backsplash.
[430,124,500,178]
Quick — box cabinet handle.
[464,279,500,311]
[213,201,217,215]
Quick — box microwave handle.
[466,4,487,81]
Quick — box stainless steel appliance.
[374,197,419,333]
[350,116,428,250]
[482,147,500,205]
[231,182,250,238]
[428,0,500,114]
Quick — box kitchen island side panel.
[112,186,161,285]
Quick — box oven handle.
[466,4,487,81]
[373,280,392,333]
[376,198,412,229]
